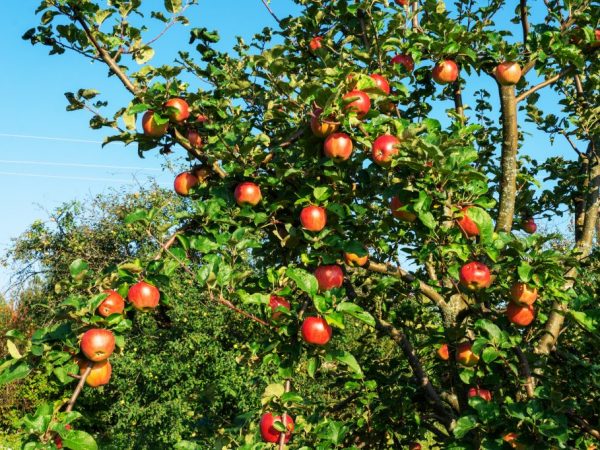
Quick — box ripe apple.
[495,62,522,86]
[174,171,199,197]
[187,130,202,148]
[503,432,525,450]
[269,295,290,320]
[97,290,125,318]
[300,205,327,232]
[343,90,371,118]
[468,387,492,401]
[80,329,115,362]
[437,343,449,361]
[324,133,353,161]
[368,74,391,95]
[456,342,479,367]
[54,424,72,449]
[259,412,294,443]
[408,443,422,450]
[196,114,208,123]
[391,54,414,72]
[164,98,190,123]
[141,111,168,137]
[310,108,339,137]
[456,206,479,237]
[344,251,368,267]
[127,281,160,311]
[234,181,262,207]
[459,262,492,290]
[301,316,333,345]
[395,0,409,5]
[522,217,537,234]
[510,282,538,306]
[309,36,323,52]
[506,302,535,327]
[314,265,344,291]
[78,359,112,387]
[372,134,400,166]
[390,196,417,222]
[432,60,459,84]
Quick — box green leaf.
[466,207,494,244]
[124,209,148,224]
[61,429,98,450]
[336,302,375,327]
[307,357,319,378]
[0,360,31,385]
[518,262,533,282]
[165,0,182,13]
[475,319,502,343]
[330,350,363,377]
[453,415,478,438]
[569,309,599,333]
[286,267,318,297]
[482,347,501,364]
[69,259,89,279]
[7,340,22,359]
[313,186,332,202]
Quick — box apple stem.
[66,361,92,412]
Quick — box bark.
[496,85,519,232]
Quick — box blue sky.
[0,1,574,294]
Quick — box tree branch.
[515,347,535,398]
[520,0,530,51]
[260,0,281,25]
[66,361,92,412]
[516,67,574,103]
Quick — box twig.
[66,362,92,412]
[145,1,193,47]
[516,67,574,103]
[260,0,281,25]
[520,0,530,51]
[566,412,600,440]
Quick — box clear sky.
[0,1,574,295]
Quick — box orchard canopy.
[1,0,600,449]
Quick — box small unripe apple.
[456,206,479,237]
[324,133,353,161]
[522,217,537,234]
[301,316,333,345]
[495,62,522,86]
[456,342,479,367]
[314,265,344,291]
[174,172,199,197]
[344,251,368,267]
[432,60,459,84]
[269,295,290,320]
[300,205,327,232]
[511,282,538,306]
[78,359,112,387]
[391,54,414,72]
[80,329,115,362]
[127,281,160,311]
[372,134,400,166]
[234,182,262,206]
[343,90,371,118]
[506,302,535,326]
[437,343,449,361]
[310,108,339,137]
[459,262,492,290]
[260,412,294,443]
[468,387,492,401]
[164,98,190,123]
[187,130,202,148]
[309,36,323,52]
[390,196,416,222]
[97,290,125,317]
[367,74,391,95]
[141,111,168,137]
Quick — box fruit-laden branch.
[514,347,535,398]
[66,362,92,412]
[515,67,574,103]
[364,260,448,310]
[495,85,519,232]
[376,318,455,430]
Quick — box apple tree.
[2,0,599,448]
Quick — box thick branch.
[516,67,574,103]
[567,412,600,440]
[495,85,519,232]
[515,347,535,398]
[520,0,530,50]
[453,82,464,120]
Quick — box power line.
[0,171,140,184]
[0,133,103,144]
[0,159,162,172]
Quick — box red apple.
[391,54,414,72]
[343,90,371,118]
[456,342,479,367]
[141,111,168,138]
[187,130,202,148]
[174,171,199,197]
[260,412,294,443]
[309,36,323,52]
[196,114,208,123]
[324,132,353,161]
[314,265,344,291]
[127,281,160,311]
[432,60,459,84]
[310,108,339,137]
[503,432,526,450]
[459,262,492,290]
[301,316,333,345]
[468,387,492,402]
[457,206,479,237]
[511,282,538,306]
[408,443,422,450]
[97,290,125,318]
[395,0,409,5]
[437,343,449,361]
[78,359,112,388]
[522,217,537,234]
[164,98,190,123]
[80,329,115,362]
[269,295,291,320]
[344,251,368,267]
[390,196,416,222]
[368,74,391,95]
[372,134,400,166]
[506,302,535,327]
[300,205,327,232]
[495,62,522,86]
[234,182,262,207]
